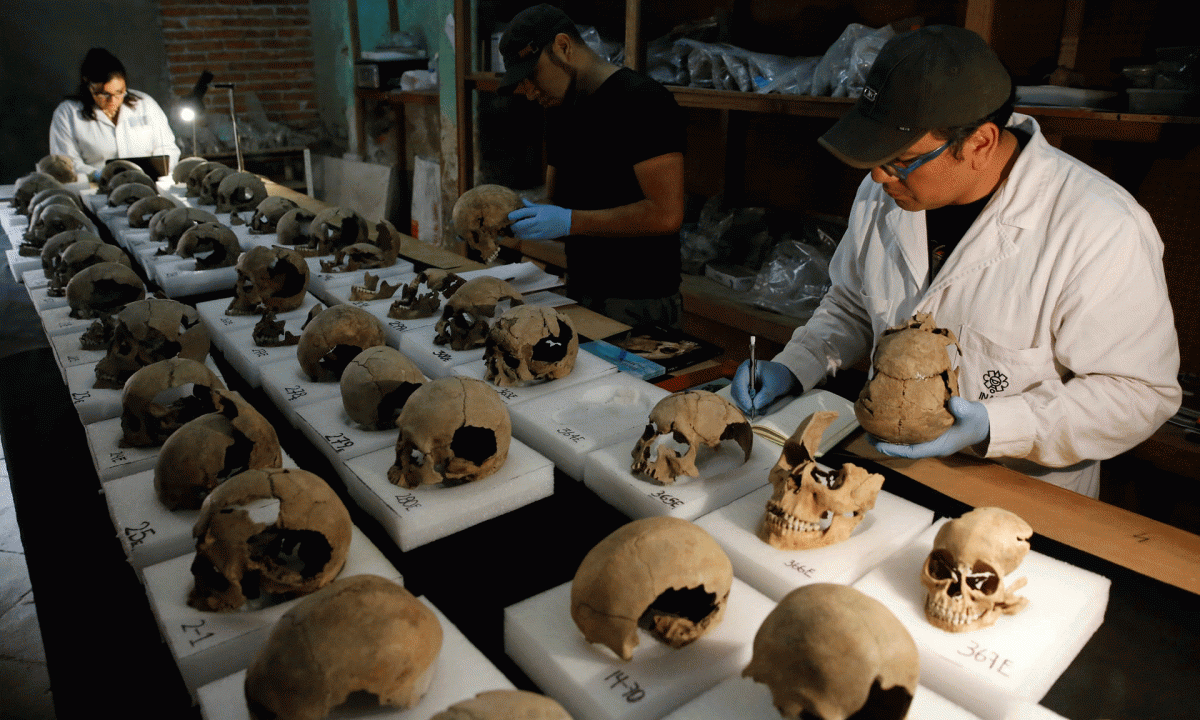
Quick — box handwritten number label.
[220,317,235,326]
[434,350,453,362]
[124,521,155,547]
[324,433,354,453]
[252,348,269,358]
[958,640,1014,676]
[284,385,307,401]
[109,450,127,465]
[389,321,408,332]
[180,619,216,648]
[497,388,518,401]
[604,670,645,703]
[72,391,92,405]
[649,490,684,509]
[394,493,421,512]
[784,559,816,578]
[556,427,586,444]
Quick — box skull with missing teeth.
[120,357,226,448]
[484,304,578,387]
[388,269,465,320]
[630,390,753,485]
[93,298,210,389]
[452,184,523,264]
[921,507,1032,632]
[433,276,524,351]
[226,245,310,316]
[571,516,732,661]
[759,411,884,550]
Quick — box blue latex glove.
[508,198,572,240]
[89,169,102,183]
[870,396,990,458]
[730,359,800,416]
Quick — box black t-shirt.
[546,67,685,298]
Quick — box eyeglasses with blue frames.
[879,140,951,180]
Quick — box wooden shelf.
[355,87,439,106]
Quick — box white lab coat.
[774,114,1181,497]
[48,89,180,181]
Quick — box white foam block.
[260,360,342,426]
[399,322,489,378]
[1,212,29,239]
[8,248,41,282]
[661,674,983,720]
[450,350,619,409]
[504,578,775,720]
[695,485,933,601]
[27,284,69,312]
[196,596,516,720]
[115,226,153,250]
[84,416,160,482]
[294,395,404,463]
[65,362,122,423]
[143,525,402,693]
[339,441,554,552]
[852,519,1110,720]
[156,259,238,298]
[195,294,322,357]
[50,330,107,373]
[83,192,109,213]
[309,262,417,305]
[505,372,670,481]
[582,431,779,521]
[21,267,50,290]
[39,303,99,337]
[222,327,299,388]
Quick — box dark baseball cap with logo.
[497,4,577,95]
[818,25,1012,169]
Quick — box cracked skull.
[388,269,465,320]
[51,239,131,297]
[248,196,298,234]
[225,245,310,316]
[151,206,221,253]
[340,345,426,430]
[630,390,752,485]
[37,154,76,183]
[452,184,523,264]
[177,222,240,268]
[855,313,960,445]
[94,297,210,389]
[429,690,573,720]
[433,276,524,351]
[484,304,578,387]
[120,357,227,448]
[65,260,145,320]
[388,376,511,488]
[921,507,1032,632]
[296,304,387,382]
[758,411,884,550]
[571,516,732,661]
[744,583,919,720]
[127,195,175,228]
[187,466,352,612]
[244,574,443,720]
[306,206,368,255]
[216,171,268,214]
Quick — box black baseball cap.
[819,25,1012,169]
[497,4,576,95]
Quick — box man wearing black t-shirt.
[497,4,686,329]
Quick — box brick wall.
[160,0,320,134]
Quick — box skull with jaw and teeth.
[571,516,732,661]
[177,221,239,268]
[484,304,578,387]
[388,269,465,320]
[452,184,523,264]
[215,171,268,215]
[920,506,1032,632]
[630,390,753,485]
[225,245,310,316]
[93,297,210,389]
[433,276,524,351]
[758,410,885,550]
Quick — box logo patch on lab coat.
[978,369,1009,400]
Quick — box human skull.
[177,222,240,268]
[630,390,753,485]
[387,376,511,488]
[93,297,210,389]
[107,181,156,208]
[484,304,578,387]
[51,240,131,297]
[40,229,101,279]
[188,467,352,612]
[429,690,573,720]
[99,159,141,190]
[306,206,368,255]
[65,261,145,320]
[197,166,234,206]
[24,203,95,250]
[248,196,298,234]
[186,161,228,197]
[388,269,465,320]
[275,207,317,245]
[921,507,1032,632]
[172,156,207,184]
[36,154,76,183]
[224,245,310,316]
[434,277,524,351]
[855,313,960,445]
[743,583,920,720]
[572,516,732,661]
[296,304,387,382]
[151,206,221,253]
[154,390,282,511]
[244,574,443,720]
[12,172,62,214]
[127,195,176,228]
[452,184,523,264]
[317,221,400,272]
[340,346,425,430]
[120,357,227,447]
[216,171,268,214]
[102,169,156,196]
[758,411,884,550]
[27,187,81,219]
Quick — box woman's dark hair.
[71,47,138,120]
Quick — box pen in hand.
[748,336,757,421]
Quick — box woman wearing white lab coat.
[770,113,1181,497]
[49,48,179,182]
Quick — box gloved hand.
[731,359,800,416]
[870,396,990,459]
[508,198,572,240]
[89,169,102,184]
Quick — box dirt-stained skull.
[744,583,919,720]
[36,154,76,183]
[429,690,573,720]
[51,240,131,297]
[306,206,368,255]
[107,181,156,207]
[173,156,207,185]
[452,184,523,264]
[177,222,240,268]
[120,357,227,447]
[856,313,960,445]
[434,276,524,351]
[40,229,101,280]
[340,345,425,430]
[921,507,1032,633]
[24,203,95,251]
[188,466,352,612]
[244,574,443,720]
[317,222,399,273]
[216,171,268,214]
[226,245,310,316]
[388,269,466,320]
[275,207,317,246]
[199,165,235,206]
[127,195,176,228]
[388,376,511,488]
[12,173,62,214]
[296,304,387,382]
[572,516,732,661]
[154,390,282,511]
[99,159,141,190]
[27,187,82,220]
[66,261,145,319]
[186,161,228,197]
[484,304,578,387]
[248,196,298,234]
[101,169,156,196]
[94,297,210,389]
[630,390,753,485]
[151,206,221,252]
[758,411,884,550]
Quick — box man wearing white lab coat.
[732,26,1181,497]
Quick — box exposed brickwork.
[160,0,320,134]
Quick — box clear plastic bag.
[748,228,838,319]
[811,23,894,97]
